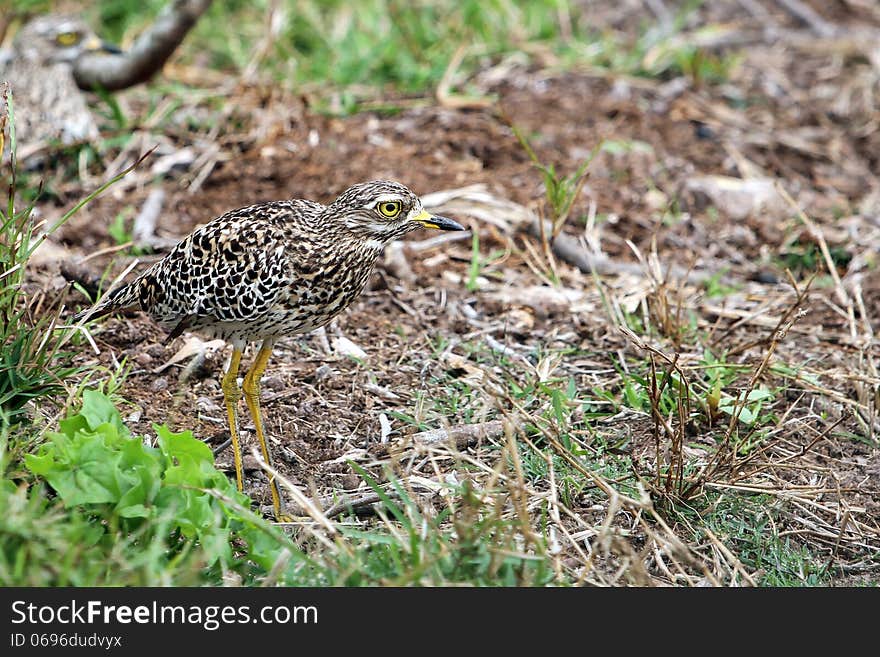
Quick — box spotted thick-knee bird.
[74,180,465,519]
[1,14,119,160]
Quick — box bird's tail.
[72,277,143,323]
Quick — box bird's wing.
[145,201,322,326]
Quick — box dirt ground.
[21,1,880,584]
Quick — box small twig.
[435,44,493,109]
[211,436,231,457]
[373,420,505,457]
[78,241,138,264]
[132,187,166,248]
[323,491,388,519]
[406,231,472,252]
[702,526,758,586]
[775,182,855,340]
[775,0,838,38]
[250,448,337,537]
[826,507,852,571]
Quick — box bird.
[74,180,465,520]
[1,14,119,161]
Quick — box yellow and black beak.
[411,209,465,231]
[84,35,122,54]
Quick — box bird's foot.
[273,511,297,524]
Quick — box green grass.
[14,0,739,118]
[465,230,507,292]
[336,465,555,586]
[777,239,853,277]
[673,493,833,586]
[0,91,145,424]
[428,335,842,585]
[512,126,600,237]
[79,0,587,94]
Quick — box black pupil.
[384,203,396,214]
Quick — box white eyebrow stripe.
[366,194,404,208]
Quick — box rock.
[644,188,669,211]
[332,336,367,361]
[262,374,285,391]
[341,474,360,490]
[314,363,335,381]
[684,175,788,221]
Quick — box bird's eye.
[55,32,81,46]
[377,201,402,218]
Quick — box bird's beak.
[411,209,465,231]
[84,36,122,54]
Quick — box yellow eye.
[56,32,81,46]
[377,201,402,218]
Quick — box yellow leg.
[221,348,244,493]
[242,341,285,520]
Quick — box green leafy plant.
[22,389,305,580]
[715,386,775,427]
[703,268,738,298]
[507,124,601,286]
[778,239,852,276]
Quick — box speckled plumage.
[1,15,104,159]
[82,181,452,344]
[77,180,464,519]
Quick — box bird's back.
[3,15,102,157]
[4,59,98,157]
[81,197,381,344]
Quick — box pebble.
[643,188,668,211]
[341,474,360,491]
[314,364,335,381]
[196,396,221,413]
[333,336,367,360]
[262,374,286,391]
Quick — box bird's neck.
[332,221,408,254]
[352,233,390,263]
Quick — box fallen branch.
[73,0,212,91]
[423,184,724,283]
[372,420,505,457]
[527,218,642,277]
[323,492,388,519]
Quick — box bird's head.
[326,180,464,245]
[13,15,120,65]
